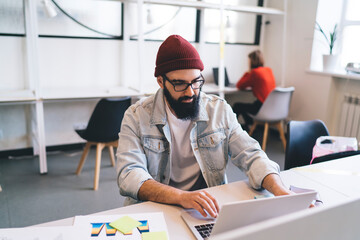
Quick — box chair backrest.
[252,87,295,122]
[84,97,131,142]
[284,119,329,170]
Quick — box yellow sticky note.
[142,231,168,240]
[109,216,141,234]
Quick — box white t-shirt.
[165,102,202,191]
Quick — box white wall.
[0,37,27,90]
[38,38,124,89]
[263,0,336,131]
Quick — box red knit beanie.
[154,35,204,77]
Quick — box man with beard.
[116,35,292,218]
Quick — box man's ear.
[157,76,164,89]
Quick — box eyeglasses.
[162,74,205,92]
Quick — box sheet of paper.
[73,212,169,240]
[290,185,322,206]
[0,226,88,240]
[141,231,168,240]
[109,216,141,234]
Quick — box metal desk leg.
[33,101,47,174]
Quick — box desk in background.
[0,83,238,174]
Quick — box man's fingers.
[193,202,208,217]
[200,192,219,216]
[179,191,219,218]
[203,191,220,212]
[196,192,218,218]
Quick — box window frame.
[338,0,360,65]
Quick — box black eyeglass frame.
[162,73,205,92]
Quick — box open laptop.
[181,191,317,240]
[212,67,235,87]
[210,197,360,240]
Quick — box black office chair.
[284,119,329,170]
[75,97,131,190]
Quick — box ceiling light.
[42,0,58,18]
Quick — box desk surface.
[290,154,360,197]
[0,84,239,103]
[36,157,356,239]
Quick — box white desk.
[35,161,354,240]
[36,181,265,240]
[290,155,360,197]
[0,83,239,174]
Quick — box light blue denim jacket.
[116,89,280,205]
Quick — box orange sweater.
[236,67,276,103]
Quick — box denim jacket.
[116,89,280,205]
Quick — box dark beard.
[163,86,200,120]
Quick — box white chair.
[248,87,295,151]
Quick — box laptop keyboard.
[195,223,214,239]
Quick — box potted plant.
[315,22,338,72]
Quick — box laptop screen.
[212,67,230,87]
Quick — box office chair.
[75,97,131,190]
[284,119,329,170]
[248,87,295,152]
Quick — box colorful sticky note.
[137,220,150,233]
[109,216,141,234]
[142,231,168,240]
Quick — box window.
[340,0,360,66]
[203,0,262,44]
[37,0,123,39]
[128,3,197,42]
[0,0,25,36]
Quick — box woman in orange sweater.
[233,50,275,131]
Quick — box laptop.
[212,67,235,87]
[210,197,360,240]
[181,191,317,240]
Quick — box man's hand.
[262,174,315,208]
[178,190,219,218]
[261,173,293,196]
[138,179,219,218]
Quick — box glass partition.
[37,0,122,39]
[0,0,25,35]
[128,3,197,42]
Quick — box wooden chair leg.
[76,142,91,175]
[94,143,105,191]
[276,121,287,151]
[262,122,269,151]
[108,145,116,167]
[248,121,258,136]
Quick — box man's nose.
[184,84,195,96]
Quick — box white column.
[24,0,47,173]
[280,0,288,87]
[137,0,145,93]
[218,0,225,99]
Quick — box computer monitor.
[211,197,360,240]
[212,67,231,87]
